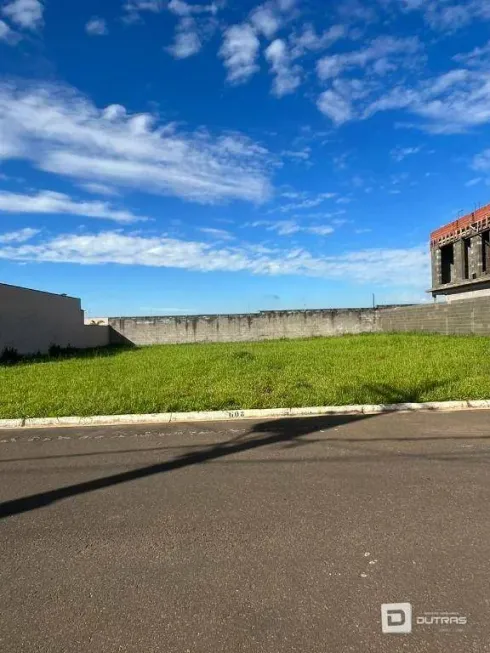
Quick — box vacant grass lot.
[1,333,490,418]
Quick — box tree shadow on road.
[0,378,475,521]
[0,414,371,520]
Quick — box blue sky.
[0,0,490,316]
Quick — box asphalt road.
[1,411,489,652]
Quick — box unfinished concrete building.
[430,202,490,301]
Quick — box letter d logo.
[381,603,412,634]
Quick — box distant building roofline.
[430,202,490,247]
[0,282,79,301]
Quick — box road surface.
[1,411,489,652]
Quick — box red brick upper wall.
[430,202,490,245]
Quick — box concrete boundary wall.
[83,325,111,349]
[0,283,86,355]
[106,297,490,346]
[3,294,488,355]
[108,309,378,345]
[377,298,490,335]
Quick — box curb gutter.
[1,400,490,430]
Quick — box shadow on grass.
[0,344,137,367]
[340,380,452,405]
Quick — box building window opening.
[440,243,454,284]
[483,231,490,274]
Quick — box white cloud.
[166,17,201,58]
[85,17,108,36]
[0,18,8,38]
[219,0,300,88]
[272,220,304,235]
[289,24,346,58]
[318,79,372,126]
[0,81,272,204]
[276,0,297,10]
[199,227,234,240]
[389,172,409,186]
[308,225,335,236]
[271,192,337,213]
[338,0,378,23]
[220,23,260,84]
[122,0,165,22]
[249,219,335,236]
[315,61,490,133]
[250,4,281,38]
[167,0,220,17]
[0,190,147,223]
[1,0,43,30]
[361,86,416,116]
[465,177,482,187]
[317,89,353,125]
[421,3,476,30]
[300,210,347,222]
[453,41,490,69]
[0,229,429,287]
[385,0,490,31]
[281,147,311,161]
[265,39,301,96]
[248,0,298,38]
[391,146,422,161]
[79,182,119,197]
[0,17,18,42]
[317,36,422,80]
[370,70,490,133]
[165,1,221,57]
[124,0,163,9]
[0,227,39,243]
[123,0,219,59]
[250,219,299,235]
[472,150,490,172]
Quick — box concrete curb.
[1,399,490,430]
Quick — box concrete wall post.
[453,240,465,282]
[431,247,442,288]
[470,234,483,279]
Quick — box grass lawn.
[1,333,490,419]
